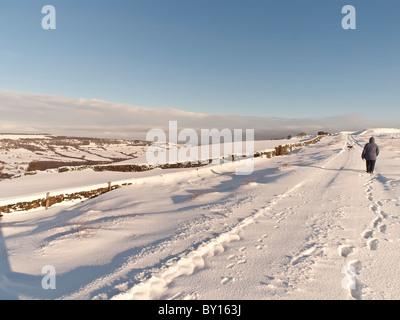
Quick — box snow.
[363,128,400,135]
[1,129,400,300]
[0,134,52,140]
[0,135,149,178]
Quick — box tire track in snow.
[111,182,306,300]
[66,191,260,300]
[306,133,368,300]
[111,135,345,300]
[257,137,353,298]
[206,134,349,298]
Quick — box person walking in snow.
[362,137,380,174]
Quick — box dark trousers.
[366,160,376,173]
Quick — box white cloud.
[0,90,397,140]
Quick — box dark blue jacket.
[362,137,380,161]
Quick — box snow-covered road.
[112,131,400,300]
[2,129,400,300]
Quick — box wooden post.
[108,181,112,192]
[45,192,50,210]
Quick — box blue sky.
[0,0,399,124]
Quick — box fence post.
[45,192,50,210]
[108,181,112,191]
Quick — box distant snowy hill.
[0,134,150,179]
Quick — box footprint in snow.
[362,230,373,239]
[339,245,354,258]
[368,239,379,251]
[372,217,382,228]
[371,205,379,213]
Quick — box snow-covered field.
[1,128,400,300]
[0,134,149,178]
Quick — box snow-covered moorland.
[1,128,400,300]
[0,134,150,179]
